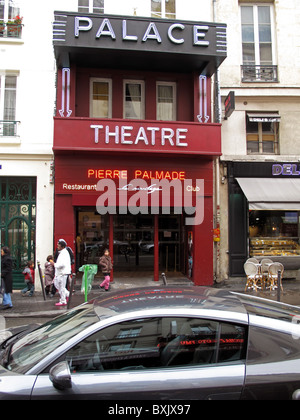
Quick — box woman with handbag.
[1,247,13,309]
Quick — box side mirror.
[49,361,72,391]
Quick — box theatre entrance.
[76,208,185,276]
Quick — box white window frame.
[0,0,20,21]
[78,0,104,14]
[151,0,176,19]
[240,3,277,66]
[90,77,112,118]
[0,72,19,138]
[123,80,145,120]
[156,81,176,121]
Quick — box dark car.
[0,286,300,400]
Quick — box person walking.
[21,261,35,297]
[50,239,71,306]
[44,255,55,296]
[99,249,113,291]
[1,246,13,309]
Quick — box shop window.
[64,317,246,372]
[151,0,176,19]
[0,74,18,136]
[240,4,278,82]
[90,78,112,118]
[78,0,104,14]
[124,80,145,120]
[246,114,279,154]
[156,82,176,121]
[249,210,300,257]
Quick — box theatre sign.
[53,12,227,73]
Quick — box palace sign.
[53,13,227,74]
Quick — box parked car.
[0,286,300,400]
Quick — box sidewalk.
[3,273,300,319]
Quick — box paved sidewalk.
[2,273,300,319]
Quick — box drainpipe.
[213,0,222,283]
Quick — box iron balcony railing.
[0,23,22,38]
[0,120,20,137]
[241,65,278,83]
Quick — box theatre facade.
[52,12,227,285]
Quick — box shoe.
[55,302,67,306]
[2,305,12,310]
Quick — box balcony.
[241,65,278,83]
[0,22,22,38]
[0,120,20,137]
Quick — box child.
[99,249,113,291]
[44,255,55,296]
[21,261,35,297]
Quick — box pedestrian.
[21,261,35,297]
[44,255,55,296]
[0,246,13,309]
[50,239,71,306]
[99,249,113,291]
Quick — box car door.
[31,316,247,400]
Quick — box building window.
[250,211,300,258]
[90,78,112,118]
[240,4,277,82]
[0,0,22,38]
[0,0,20,21]
[124,80,145,120]
[78,0,104,14]
[246,113,279,154]
[156,82,176,121]
[151,0,176,19]
[0,74,18,136]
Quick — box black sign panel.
[53,12,227,74]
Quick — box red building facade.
[52,12,227,285]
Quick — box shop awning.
[247,113,281,123]
[236,178,300,210]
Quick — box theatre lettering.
[91,124,189,147]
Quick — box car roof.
[92,286,248,320]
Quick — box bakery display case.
[250,238,300,257]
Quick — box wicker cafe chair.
[244,261,262,292]
[246,257,260,264]
[260,258,273,289]
[267,262,284,291]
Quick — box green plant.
[7,15,23,25]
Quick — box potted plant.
[0,20,5,36]
[7,15,23,37]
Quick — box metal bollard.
[277,270,281,302]
[162,272,167,285]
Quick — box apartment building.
[0,0,57,287]
[216,0,300,280]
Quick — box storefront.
[52,11,227,285]
[228,162,300,276]
[54,148,218,284]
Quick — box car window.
[63,317,246,373]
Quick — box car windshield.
[4,304,99,374]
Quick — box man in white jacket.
[51,239,71,306]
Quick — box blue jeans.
[3,293,12,307]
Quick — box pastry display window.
[249,210,300,257]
